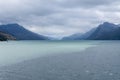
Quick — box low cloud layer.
[0,0,120,38]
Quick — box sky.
[0,0,120,38]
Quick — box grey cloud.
[56,0,120,8]
[0,0,120,38]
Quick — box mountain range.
[63,28,96,40]
[0,24,48,40]
[62,22,120,40]
[0,22,120,41]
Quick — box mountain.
[62,28,96,40]
[75,28,96,40]
[62,33,82,40]
[0,24,48,40]
[62,22,120,40]
[0,31,16,41]
[87,22,120,40]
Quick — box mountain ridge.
[87,22,120,40]
[0,23,48,40]
[62,22,120,40]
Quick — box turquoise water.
[0,40,97,66]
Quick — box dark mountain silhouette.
[62,22,120,40]
[0,24,48,40]
[0,31,16,41]
[87,22,120,40]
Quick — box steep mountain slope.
[62,28,96,40]
[75,28,96,40]
[87,22,120,40]
[0,24,48,40]
[62,22,120,40]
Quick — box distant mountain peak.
[100,22,116,27]
[63,22,120,40]
[3,23,24,28]
[2,23,20,26]
[97,22,118,31]
[7,23,19,25]
[103,22,113,25]
[0,23,48,40]
[87,22,120,40]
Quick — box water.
[0,40,97,66]
[0,40,120,80]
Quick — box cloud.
[0,0,120,38]
[56,0,120,8]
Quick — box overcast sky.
[0,0,120,38]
